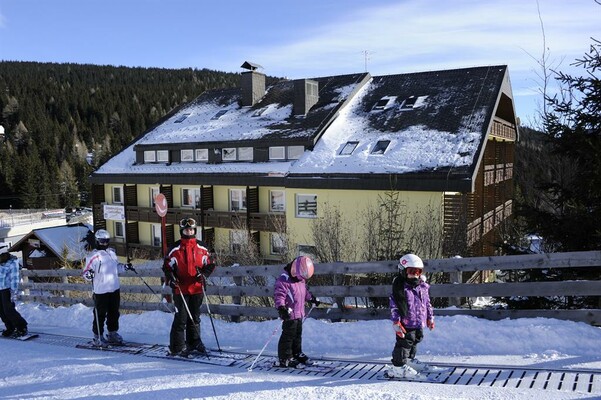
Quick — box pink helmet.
[291,256,314,280]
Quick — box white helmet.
[95,229,110,248]
[398,253,424,272]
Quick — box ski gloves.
[427,319,435,331]
[124,263,136,272]
[10,290,18,303]
[194,263,216,282]
[83,270,95,280]
[309,296,320,307]
[278,306,291,321]
[393,320,406,338]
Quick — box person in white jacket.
[0,244,28,338]
[82,230,134,346]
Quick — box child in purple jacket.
[387,253,435,379]
[273,256,320,368]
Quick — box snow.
[1,301,600,399]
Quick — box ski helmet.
[179,217,197,238]
[291,256,314,280]
[398,253,424,273]
[95,229,110,249]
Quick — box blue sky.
[0,0,599,125]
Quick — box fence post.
[448,271,462,307]
[21,268,29,296]
[231,263,241,322]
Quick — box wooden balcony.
[124,206,286,232]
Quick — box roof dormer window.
[211,110,228,120]
[400,95,428,110]
[371,140,390,155]
[174,113,190,123]
[339,141,359,155]
[371,96,396,112]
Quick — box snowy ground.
[1,301,600,400]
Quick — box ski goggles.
[179,218,197,229]
[406,267,423,276]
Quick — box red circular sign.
[155,193,168,217]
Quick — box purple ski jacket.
[274,270,313,320]
[389,279,434,329]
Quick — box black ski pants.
[278,318,303,361]
[391,328,423,366]
[170,292,204,353]
[0,288,27,332]
[92,289,120,336]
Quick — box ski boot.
[293,352,313,366]
[92,334,110,347]
[106,331,124,345]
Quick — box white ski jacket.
[82,248,126,294]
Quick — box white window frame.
[238,147,253,161]
[230,230,247,253]
[230,189,247,211]
[195,149,209,162]
[181,149,194,162]
[151,223,162,247]
[149,187,159,208]
[112,186,123,204]
[222,148,236,161]
[269,146,286,160]
[371,140,390,155]
[296,194,317,218]
[114,221,125,241]
[340,141,359,155]
[270,233,287,255]
[270,190,285,212]
[287,146,304,160]
[157,150,169,162]
[143,151,156,163]
[182,188,201,208]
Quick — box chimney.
[294,79,319,116]
[240,61,265,107]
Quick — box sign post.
[154,193,168,258]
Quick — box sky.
[1,299,600,399]
[1,0,600,126]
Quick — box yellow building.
[90,62,516,262]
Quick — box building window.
[112,186,123,204]
[195,149,209,162]
[371,140,390,155]
[298,244,317,259]
[211,110,228,120]
[296,194,317,218]
[114,221,125,240]
[181,149,194,162]
[270,190,285,212]
[174,113,190,123]
[230,230,247,253]
[157,150,169,162]
[222,148,236,161]
[230,189,247,211]
[151,224,161,247]
[269,146,286,160]
[144,151,156,163]
[371,96,396,111]
[340,141,359,155]
[149,187,159,208]
[271,233,287,255]
[287,146,304,160]
[182,188,201,208]
[238,147,253,161]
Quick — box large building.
[89,62,517,261]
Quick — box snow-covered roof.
[92,65,510,192]
[11,223,92,262]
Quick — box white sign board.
[103,204,125,221]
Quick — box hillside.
[0,61,241,209]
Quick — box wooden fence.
[18,251,601,325]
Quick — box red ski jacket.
[163,238,213,295]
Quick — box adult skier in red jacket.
[163,218,215,356]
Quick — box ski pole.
[131,268,174,314]
[202,278,221,352]
[248,321,280,372]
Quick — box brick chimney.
[240,61,265,107]
[294,79,319,116]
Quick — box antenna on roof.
[362,50,374,72]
